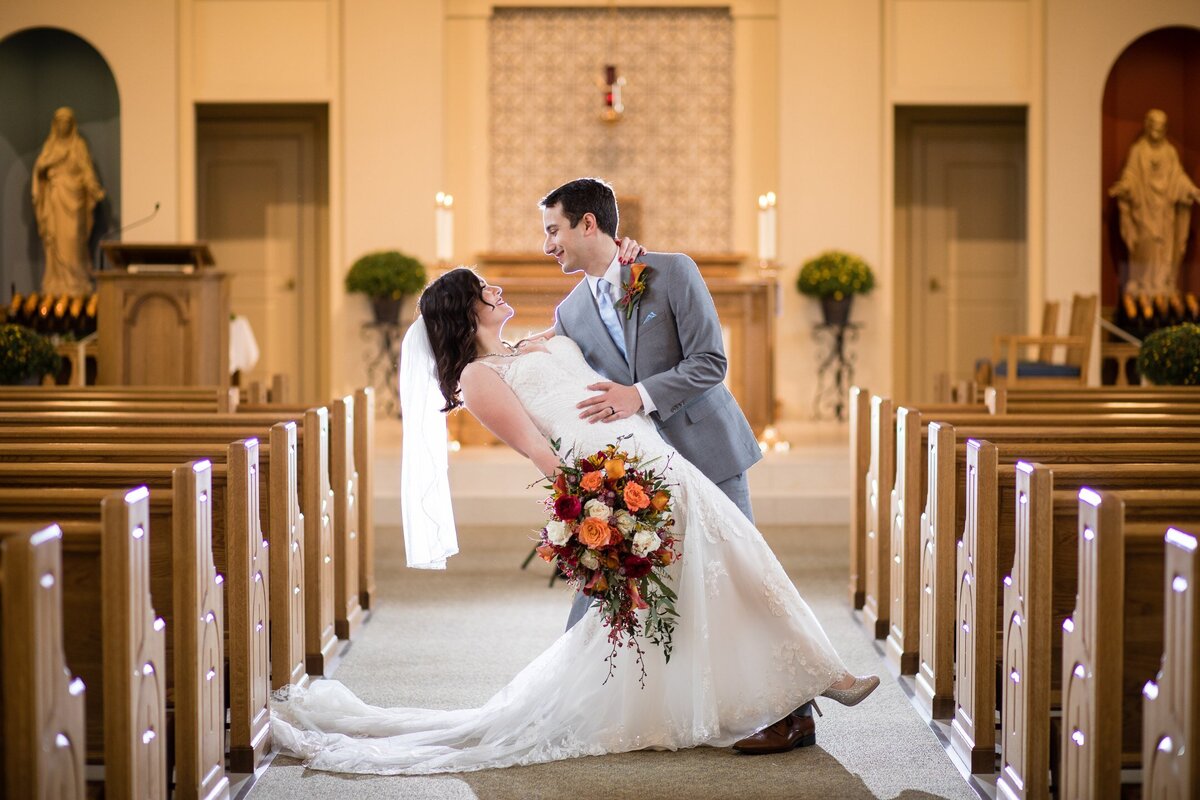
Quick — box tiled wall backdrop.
[489,7,733,253]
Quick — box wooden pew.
[988,385,1200,414]
[0,385,239,412]
[0,524,87,799]
[861,398,1200,648]
[902,419,1200,719]
[1000,475,1200,798]
[951,445,1200,775]
[0,412,337,679]
[1,489,169,798]
[0,452,264,780]
[1141,526,1200,798]
[849,386,987,609]
[0,425,307,694]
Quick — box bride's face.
[473,280,514,330]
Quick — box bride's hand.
[615,236,647,264]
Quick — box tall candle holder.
[755,190,788,452]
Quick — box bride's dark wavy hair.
[418,267,493,412]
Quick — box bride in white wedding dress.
[270,268,878,775]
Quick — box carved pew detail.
[355,387,376,610]
[331,395,363,640]
[849,386,870,609]
[0,525,87,799]
[916,421,956,719]
[863,394,894,638]
[227,441,272,772]
[951,439,998,773]
[304,407,338,675]
[173,461,230,800]
[102,487,168,799]
[270,423,308,690]
[887,406,923,674]
[1142,527,1200,798]
[996,463,1053,799]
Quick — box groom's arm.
[638,255,727,422]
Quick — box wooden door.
[900,117,1027,401]
[196,110,327,402]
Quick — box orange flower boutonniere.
[617,263,650,319]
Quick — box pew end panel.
[0,525,88,799]
[1142,527,1200,799]
[916,421,957,720]
[863,395,894,639]
[886,406,922,675]
[331,395,363,641]
[354,388,376,610]
[849,386,870,609]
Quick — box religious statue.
[1109,109,1200,295]
[31,107,105,296]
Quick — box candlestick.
[757,191,777,263]
[435,192,454,263]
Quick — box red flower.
[555,495,582,520]
[622,555,653,579]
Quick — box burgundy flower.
[555,495,582,521]
[621,556,653,579]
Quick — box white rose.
[584,499,611,520]
[614,510,637,535]
[545,519,570,546]
[580,550,600,570]
[632,530,661,557]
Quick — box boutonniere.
[617,263,650,319]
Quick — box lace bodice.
[481,337,671,462]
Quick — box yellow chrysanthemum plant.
[796,250,876,327]
[0,323,61,385]
[1137,322,1200,385]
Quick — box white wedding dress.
[271,336,849,775]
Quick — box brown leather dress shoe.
[731,710,816,754]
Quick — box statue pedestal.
[95,270,230,386]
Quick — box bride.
[270,267,879,775]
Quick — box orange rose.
[578,517,611,549]
[580,470,605,492]
[650,490,670,512]
[623,482,650,512]
[605,458,626,480]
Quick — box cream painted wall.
[0,0,178,242]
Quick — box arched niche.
[1101,26,1200,305]
[0,27,120,300]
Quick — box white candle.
[757,192,777,262]
[435,193,454,263]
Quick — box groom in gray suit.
[540,177,816,754]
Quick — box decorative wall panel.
[490,7,732,253]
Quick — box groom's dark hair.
[540,178,619,238]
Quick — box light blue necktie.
[595,278,628,360]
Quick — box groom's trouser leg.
[565,470,755,632]
[715,471,754,524]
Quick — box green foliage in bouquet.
[1138,322,1200,385]
[0,323,61,385]
[796,250,876,301]
[344,250,427,300]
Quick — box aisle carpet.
[248,522,978,800]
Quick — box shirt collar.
[586,252,624,299]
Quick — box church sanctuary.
[3,1,1200,797]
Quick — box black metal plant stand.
[812,322,861,421]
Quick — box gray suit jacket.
[553,251,762,485]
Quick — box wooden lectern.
[96,243,229,386]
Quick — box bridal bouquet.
[535,437,679,685]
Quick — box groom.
[540,178,815,753]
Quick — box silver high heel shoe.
[820,675,880,707]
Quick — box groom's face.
[542,204,588,275]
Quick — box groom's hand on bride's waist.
[579,382,643,424]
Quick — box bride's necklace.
[478,341,523,359]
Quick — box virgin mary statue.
[32,107,105,296]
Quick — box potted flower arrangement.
[1137,322,1200,385]
[345,250,427,325]
[0,323,61,385]
[796,250,876,327]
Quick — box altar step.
[372,419,850,528]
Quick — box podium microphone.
[94,202,161,271]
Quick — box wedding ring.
[608,406,616,417]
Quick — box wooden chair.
[992,293,1097,387]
